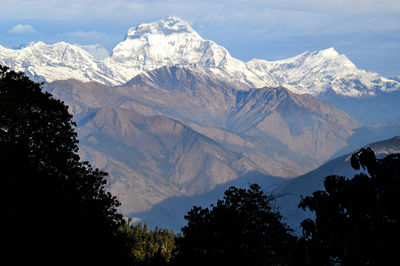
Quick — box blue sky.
[1,0,399,77]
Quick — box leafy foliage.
[299,147,400,265]
[121,220,176,265]
[0,65,131,265]
[173,184,297,266]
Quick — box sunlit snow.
[0,16,399,97]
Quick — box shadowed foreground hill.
[132,136,400,232]
[278,136,400,232]
[298,147,400,265]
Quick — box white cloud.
[8,24,37,34]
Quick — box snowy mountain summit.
[0,16,399,97]
[107,16,253,85]
[111,16,233,68]
[112,16,204,63]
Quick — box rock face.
[1,16,399,97]
[226,86,358,162]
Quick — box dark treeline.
[1,65,399,265]
[120,221,175,265]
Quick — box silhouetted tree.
[0,66,131,265]
[299,147,400,265]
[173,184,297,266]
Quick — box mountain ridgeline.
[1,16,400,225]
[1,16,399,127]
[44,65,364,215]
[77,106,260,213]
[1,17,399,98]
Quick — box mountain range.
[44,66,362,214]
[1,16,399,98]
[1,16,400,228]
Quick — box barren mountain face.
[77,107,259,213]
[45,66,361,214]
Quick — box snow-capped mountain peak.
[110,16,229,69]
[245,47,375,95]
[125,16,197,38]
[0,17,399,97]
[112,16,201,60]
[305,47,357,72]
[0,41,127,85]
[317,47,339,57]
[107,16,247,84]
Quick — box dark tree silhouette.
[299,147,400,265]
[173,184,297,266]
[0,66,131,265]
